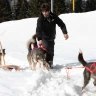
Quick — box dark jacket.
[36,12,67,41]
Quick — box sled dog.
[27,34,50,71]
[78,49,96,90]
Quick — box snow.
[0,11,96,96]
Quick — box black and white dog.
[78,49,96,90]
[27,34,50,71]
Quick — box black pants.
[42,38,55,64]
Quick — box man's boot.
[49,61,53,69]
[46,53,54,69]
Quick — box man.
[36,3,69,68]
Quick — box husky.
[27,34,50,71]
[78,49,96,90]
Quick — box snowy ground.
[0,11,96,96]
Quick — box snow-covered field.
[0,11,96,96]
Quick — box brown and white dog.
[78,49,96,90]
[27,34,50,71]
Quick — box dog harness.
[32,45,47,51]
[85,62,96,74]
[40,45,47,51]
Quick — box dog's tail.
[27,34,38,51]
[78,49,87,66]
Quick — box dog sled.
[0,42,22,71]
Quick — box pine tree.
[82,0,87,12]
[11,0,17,20]
[29,0,40,17]
[86,0,96,11]
[0,0,12,23]
[15,0,30,19]
[54,0,66,15]
[65,0,72,13]
[75,0,83,12]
